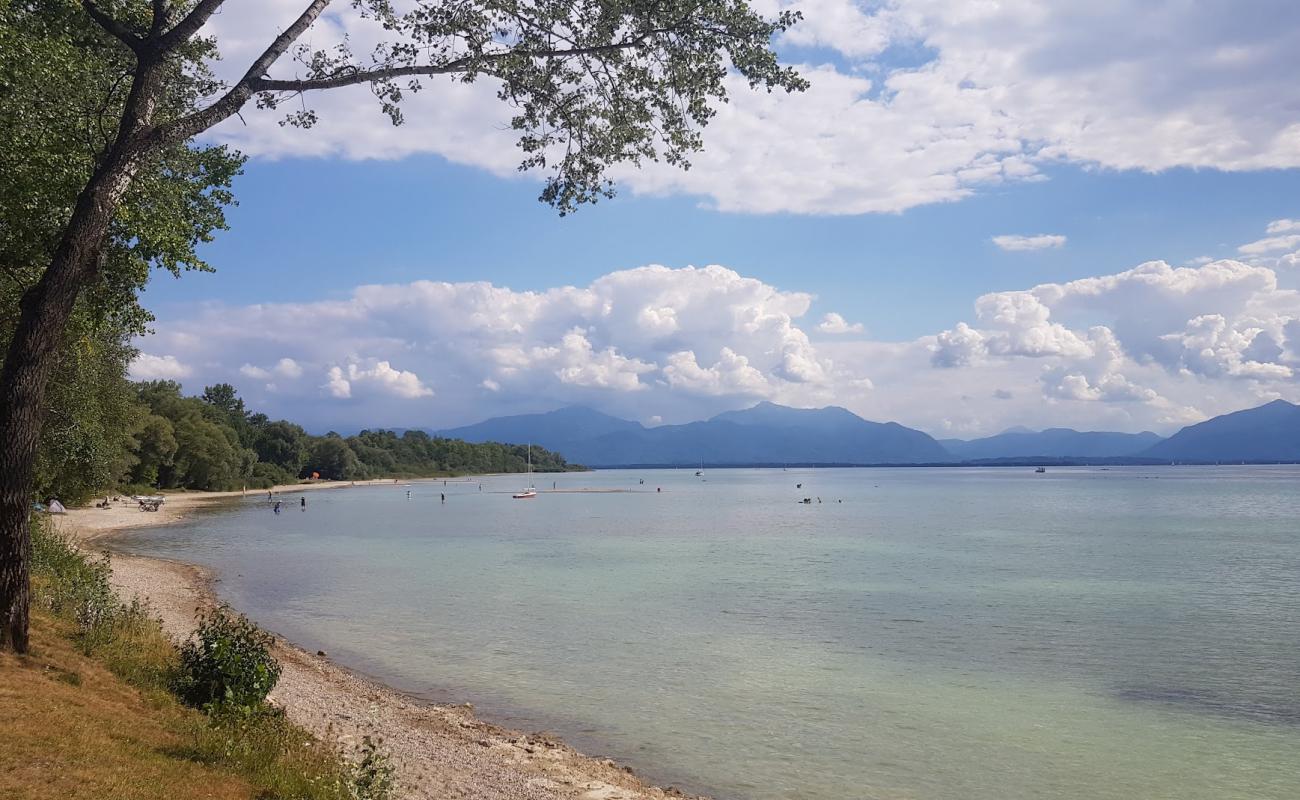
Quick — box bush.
[248,461,297,489]
[351,736,396,800]
[175,606,282,712]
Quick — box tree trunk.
[0,64,159,653]
[0,170,129,651]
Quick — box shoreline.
[56,481,704,800]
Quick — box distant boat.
[1035,467,1046,473]
[695,459,704,477]
[513,443,537,499]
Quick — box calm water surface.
[121,466,1300,800]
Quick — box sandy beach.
[57,483,702,800]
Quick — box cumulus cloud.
[323,361,434,401]
[139,265,843,429]
[196,0,1300,215]
[817,312,865,334]
[1238,234,1300,255]
[992,234,1067,252]
[130,353,192,380]
[137,223,1300,435]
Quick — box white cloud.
[1239,234,1300,255]
[324,366,352,399]
[274,358,304,379]
[139,264,840,428]
[992,234,1067,252]
[130,353,192,380]
[326,361,434,400]
[137,222,1300,435]
[817,312,865,334]
[196,1,1300,215]
[1266,219,1300,234]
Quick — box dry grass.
[0,521,361,800]
[0,611,253,800]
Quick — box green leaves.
[272,0,807,213]
[1,2,244,505]
[175,604,283,713]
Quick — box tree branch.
[81,0,143,52]
[150,0,170,37]
[250,30,673,94]
[155,0,228,53]
[151,9,674,149]
[149,0,332,145]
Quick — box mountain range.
[437,399,1300,467]
[940,428,1163,460]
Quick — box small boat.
[695,459,704,477]
[1034,467,1046,474]
[513,443,537,499]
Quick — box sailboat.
[694,459,704,477]
[513,443,537,499]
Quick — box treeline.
[40,380,581,504]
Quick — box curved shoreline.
[56,482,705,800]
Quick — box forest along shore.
[58,482,702,800]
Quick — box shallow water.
[122,466,1300,799]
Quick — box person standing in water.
[440,493,446,504]
[273,501,281,514]
[300,497,306,510]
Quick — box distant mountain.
[1142,399,1300,462]
[440,401,950,466]
[941,428,1164,460]
[437,406,645,464]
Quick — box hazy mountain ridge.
[1142,399,1300,462]
[941,428,1165,460]
[440,401,950,465]
[437,399,1300,466]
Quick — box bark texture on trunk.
[0,63,159,653]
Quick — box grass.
[0,519,379,800]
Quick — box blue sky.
[134,0,1300,437]
[150,158,1298,342]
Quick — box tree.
[307,436,363,481]
[125,412,178,486]
[0,0,804,652]
[2,0,242,651]
[252,419,309,476]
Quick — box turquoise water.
[121,467,1300,799]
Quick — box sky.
[132,0,1300,437]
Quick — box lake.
[119,466,1300,800]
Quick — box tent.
[47,499,67,514]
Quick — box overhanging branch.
[81,0,143,52]
[149,0,332,146]
[249,30,672,93]
[156,0,230,52]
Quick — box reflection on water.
[121,466,1300,800]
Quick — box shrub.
[175,606,282,712]
[351,736,396,800]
